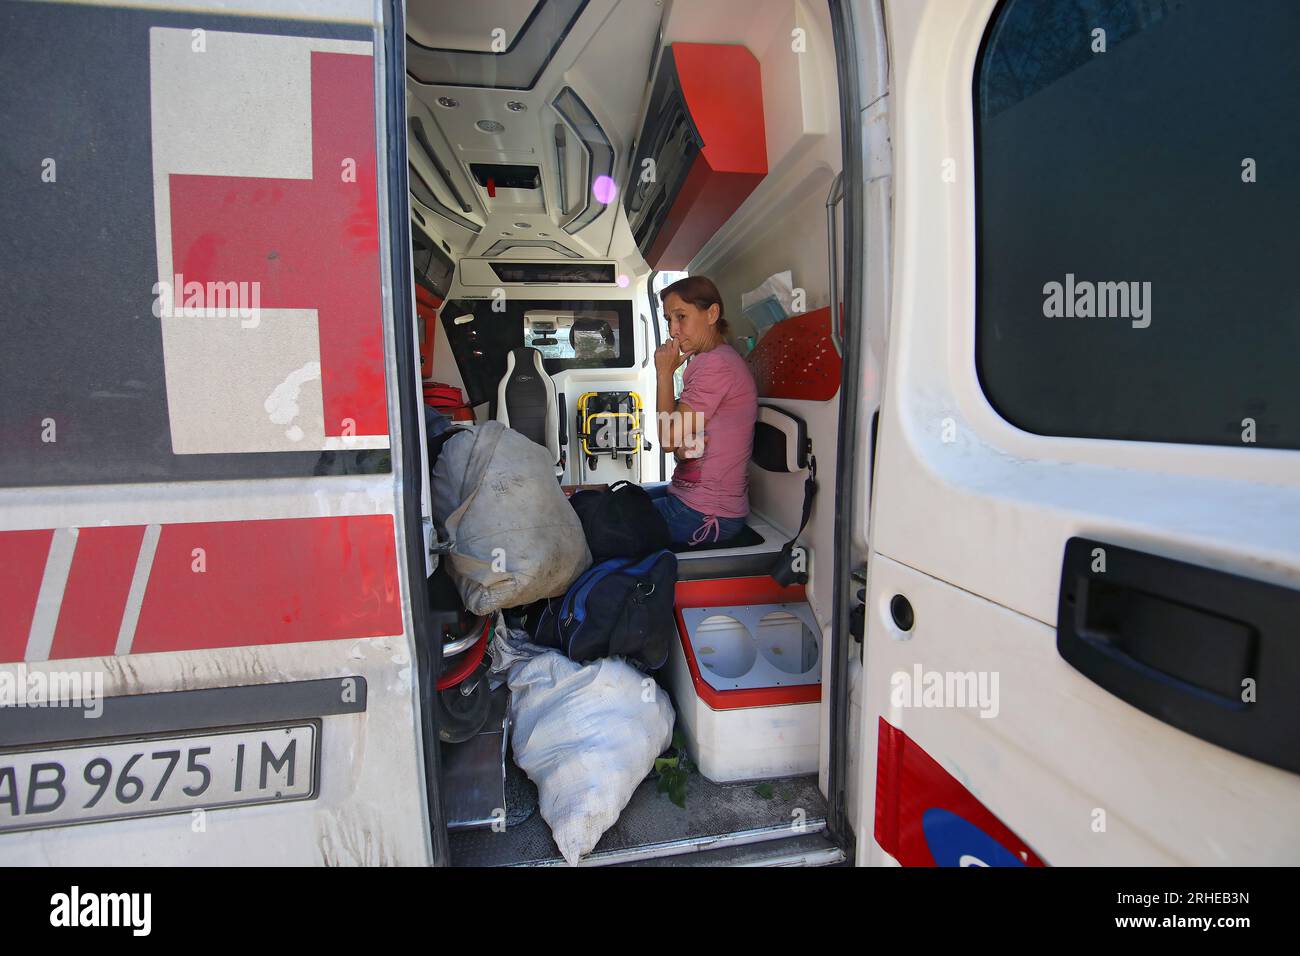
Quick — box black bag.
[569,480,670,562]
[532,549,677,670]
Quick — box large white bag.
[431,421,591,615]
[496,631,674,865]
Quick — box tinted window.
[524,309,620,362]
[976,0,1300,449]
[440,298,634,406]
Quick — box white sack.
[502,643,674,865]
[432,421,591,615]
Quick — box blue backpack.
[533,550,678,670]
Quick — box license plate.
[0,723,318,833]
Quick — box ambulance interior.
[404,0,854,865]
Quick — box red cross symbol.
[168,51,388,440]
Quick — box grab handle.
[640,313,652,368]
[825,171,845,356]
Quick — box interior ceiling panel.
[406,0,589,90]
[406,0,539,52]
[405,0,664,258]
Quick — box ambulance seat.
[672,515,781,581]
[668,402,813,581]
[496,346,566,475]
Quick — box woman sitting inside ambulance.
[650,275,758,546]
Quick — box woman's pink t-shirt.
[668,343,758,519]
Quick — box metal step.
[614,830,847,867]
[449,767,829,867]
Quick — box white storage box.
[664,578,822,783]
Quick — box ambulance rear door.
[857,0,1300,865]
[0,0,441,864]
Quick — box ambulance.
[1,0,1297,867]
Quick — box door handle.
[640,313,652,368]
[825,171,844,356]
[1057,537,1300,774]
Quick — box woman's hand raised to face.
[654,339,689,377]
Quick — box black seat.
[495,346,566,475]
[669,524,765,553]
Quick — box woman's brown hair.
[659,275,729,336]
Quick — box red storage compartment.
[624,43,767,270]
[415,284,441,380]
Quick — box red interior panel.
[416,284,441,380]
[745,306,842,401]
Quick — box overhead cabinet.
[624,43,768,270]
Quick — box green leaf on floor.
[655,741,692,807]
[753,783,774,800]
[652,724,695,808]
[668,774,688,808]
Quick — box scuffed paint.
[264,361,322,442]
[316,805,401,866]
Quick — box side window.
[525,309,621,362]
[975,0,1300,450]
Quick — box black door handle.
[1058,537,1300,775]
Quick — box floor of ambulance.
[448,753,831,867]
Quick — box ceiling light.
[592,175,618,204]
[513,222,530,228]
[506,101,527,112]
[476,119,505,133]
[436,96,459,109]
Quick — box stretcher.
[576,390,650,473]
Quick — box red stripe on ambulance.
[0,530,54,662]
[49,525,146,661]
[0,516,401,663]
[132,515,400,654]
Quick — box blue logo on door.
[922,807,1026,867]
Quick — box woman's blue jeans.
[646,484,747,546]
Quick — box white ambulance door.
[857,0,1300,866]
[0,0,438,864]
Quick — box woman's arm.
[672,441,705,461]
[654,341,706,457]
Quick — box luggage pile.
[428,425,679,863]
[533,480,676,670]
[431,421,591,616]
